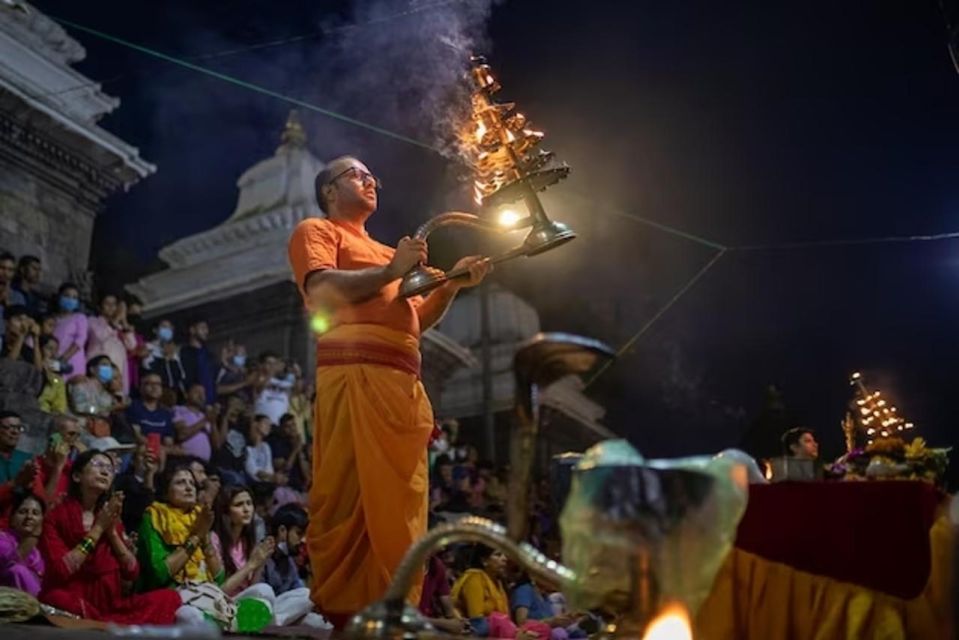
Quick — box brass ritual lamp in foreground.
[399,56,576,298]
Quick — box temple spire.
[277,109,306,152]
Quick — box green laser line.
[606,208,727,251]
[191,0,470,61]
[584,248,727,389]
[49,16,739,254]
[50,16,440,153]
[54,15,959,389]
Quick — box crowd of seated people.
[0,249,585,634]
[0,251,323,629]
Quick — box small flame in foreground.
[641,603,692,640]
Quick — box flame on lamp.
[497,208,522,228]
[476,119,487,142]
[641,603,693,640]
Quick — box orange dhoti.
[306,324,434,621]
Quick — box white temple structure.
[0,1,154,288]
[129,111,612,459]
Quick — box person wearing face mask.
[51,283,87,381]
[143,320,176,367]
[142,320,187,402]
[86,293,137,397]
[68,355,118,438]
[0,490,45,596]
[215,341,255,404]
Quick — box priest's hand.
[449,256,492,290]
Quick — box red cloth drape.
[735,481,943,599]
[39,496,181,624]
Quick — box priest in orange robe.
[288,156,491,625]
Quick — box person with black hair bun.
[136,462,277,631]
[451,544,550,640]
[0,490,44,595]
[39,449,181,623]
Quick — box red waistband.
[315,339,421,378]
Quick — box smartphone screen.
[146,433,161,457]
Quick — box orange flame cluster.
[459,59,546,205]
[849,372,915,445]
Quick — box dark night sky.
[32,1,959,468]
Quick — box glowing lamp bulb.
[497,208,522,228]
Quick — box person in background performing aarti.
[288,156,491,625]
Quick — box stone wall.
[0,95,121,292]
[0,152,97,289]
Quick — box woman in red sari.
[39,449,181,624]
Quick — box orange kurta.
[288,217,433,621]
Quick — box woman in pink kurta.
[52,283,88,381]
[86,294,137,395]
[0,491,45,596]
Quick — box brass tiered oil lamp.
[399,56,576,298]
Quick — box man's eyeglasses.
[90,459,117,474]
[328,166,382,190]
[0,422,25,433]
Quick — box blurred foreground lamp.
[399,56,576,297]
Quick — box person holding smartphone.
[32,414,83,506]
[126,373,178,458]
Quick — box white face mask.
[432,438,450,453]
[47,359,61,372]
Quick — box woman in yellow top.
[451,545,549,639]
[452,545,509,619]
[38,335,67,413]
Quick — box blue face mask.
[233,354,247,367]
[158,326,174,342]
[59,296,79,312]
[96,364,114,383]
